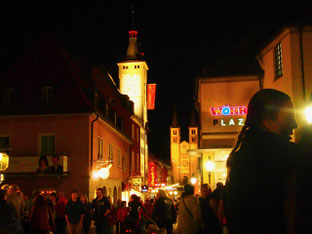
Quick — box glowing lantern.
[305,105,312,124]
[0,153,9,171]
[92,164,112,180]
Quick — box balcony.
[3,154,69,179]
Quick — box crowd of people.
[2,88,312,234]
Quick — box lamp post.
[205,158,215,185]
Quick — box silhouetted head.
[245,89,297,140]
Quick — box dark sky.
[0,2,307,163]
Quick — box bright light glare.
[92,164,112,180]
[305,106,312,124]
[0,153,2,161]
[190,177,197,185]
[205,161,215,172]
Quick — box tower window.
[3,88,15,105]
[274,42,283,80]
[41,86,53,104]
[173,130,177,135]
[173,137,178,143]
[191,129,196,135]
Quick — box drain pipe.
[299,26,306,102]
[90,113,99,172]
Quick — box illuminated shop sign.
[211,105,247,127]
[211,105,247,116]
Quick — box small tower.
[170,106,180,184]
[188,109,199,180]
[117,7,148,122]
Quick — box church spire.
[171,105,179,128]
[125,5,141,60]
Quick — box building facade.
[0,34,135,203]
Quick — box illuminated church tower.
[117,7,149,187]
[170,107,199,184]
[117,8,148,122]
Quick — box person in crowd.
[0,189,24,234]
[65,190,84,234]
[55,191,68,234]
[296,116,312,234]
[225,89,298,234]
[106,197,117,234]
[7,184,25,223]
[176,184,202,234]
[199,184,222,234]
[36,156,49,173]
[91,188,110,234]
[143,199,153,220]
[48,155,63,173]
[126,194,143,233]
[152,190,176,234]
[117,201,129,234]
[29,194,55,234]
[115,199,122,234]
[80,194,92,234]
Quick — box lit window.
[0,136,10,152]
[108,143,113,162]
[97,138,104,160]
[41,135,55,156]
[117,148,121,168]
[41,86,53,104]
[3,88,15,105]
[275,42,283,80]
[173,130,177,135]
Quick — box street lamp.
[190,176,197,185]
[305,105,312,124]
[205,159,215,185]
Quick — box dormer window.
[41,86,53,104]
[3,88,15,105]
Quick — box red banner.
[147,83,156,110]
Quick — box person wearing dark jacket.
[225,89,298,234]
[91,188,110,234]
[65,191,84,234]
[199,184,222,234]
[152,190,176,234]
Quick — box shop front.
[193,75,260,189]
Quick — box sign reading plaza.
[211,105,247,127]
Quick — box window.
[191,129,196,135]
[122,152,128,171]
[191,137,196,143]
[108,143,113,162]
[0,136,10,151]
[41,86,53,104]
[275,42,283,80]
[41,135,55,156]
[131,152,134,172]
[3,88,15,105]
[136,128,140,143]
[97,138,104,160]
[173,130,177,135]
[117,117,124,131]
[137,154,140,173]
[117,148,121,168]
[132,124,135,140]
[173,137,177,143]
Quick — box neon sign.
[211,105,247,116]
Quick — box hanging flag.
[147,83,156,110]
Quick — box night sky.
[0,2,308,163]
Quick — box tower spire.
[126,5,140,60]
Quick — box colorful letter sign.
[211,105,247,116]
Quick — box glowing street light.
[190,176,197,185]
[0,152,9,171]
[92,164,112,180]
[205,159,215,185]
[305,105,312,124]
